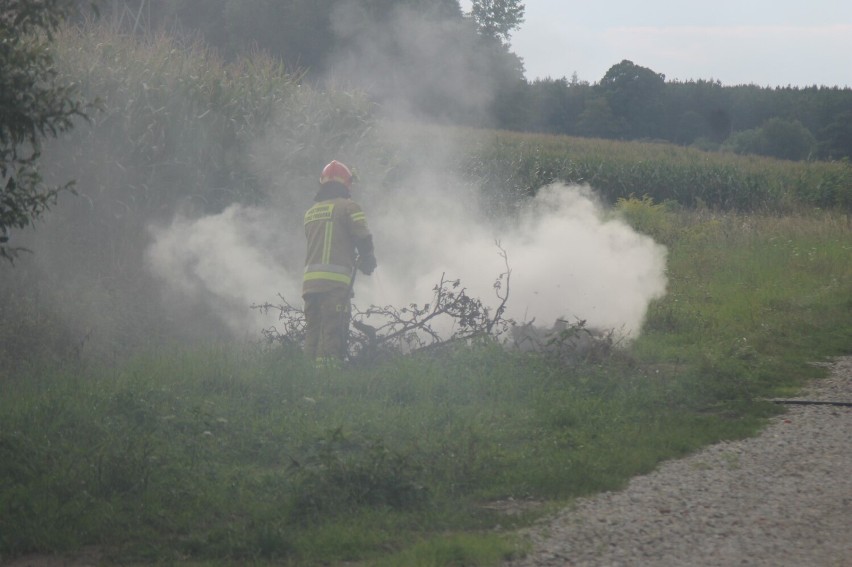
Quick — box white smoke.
[146,204,300,334]
[326,2,496,123]
[358,180,667,337]
[146,173,667,339]
[498,184,668,333]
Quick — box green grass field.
[2,203,849,566]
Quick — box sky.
[460,0,852,87]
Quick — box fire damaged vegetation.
[255,271,513,364]
[255,246,616,366]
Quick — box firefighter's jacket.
[303,197,372,296]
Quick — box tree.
[818,110,852,159]
[721,118,816,161]
[1,0,91,261]
[470,0,525,45]
[524,76,590,135]
[760,117,816,160]
[597,60,666,139]
[577,96,624,139]
[675,110,709,145]
[720,127,764,156]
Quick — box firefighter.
[303,160,377,368]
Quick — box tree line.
[100,1,851,161]
[514,62,852,161]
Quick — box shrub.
[722,118,817,161]
[615,195,677,244]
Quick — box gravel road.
[506,357,852,567]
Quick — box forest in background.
[91,0,852,161]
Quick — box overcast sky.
[460,0,852,87]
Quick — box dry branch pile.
[254,247,616,365]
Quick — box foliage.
[615,195,677,244]
[819,111,852,159]
[636,208,851,397]
[507,73,852,160]
[525,75,587,135]
[3,22,849,372]
[0,0,93,261]
[759,117,817,160]
[289,428,429,522]
[1,13,849,564]
[470,0,526,45]
[95,0,523,127]
[598,60,667,139]
[86,3,852,156]
[722,117,817,161]
[576,96,624,138]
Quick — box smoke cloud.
[10,10,668,363]
[146,204,300,335]
[147,159,667,339]
[360,178,668,337]
[145,3,669,341]
[325,2,499,124]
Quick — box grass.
[2,208,849,565]
[636,207,851,373]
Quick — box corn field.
[448,128,851,213]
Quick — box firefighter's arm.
[356,235,376,275]
[347,201,376,275]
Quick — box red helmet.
[320,160,353,189]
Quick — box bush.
[722,118,816,161]
[615,195,677,244]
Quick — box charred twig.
[488,240,511,335]
[509,317,618,365]
[253,247,516,364]
[252,294,306,348]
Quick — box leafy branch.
[1,0,97,261]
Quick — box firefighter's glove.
[358,254,377,275]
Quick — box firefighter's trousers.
[303,287,351,367]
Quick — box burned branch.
[253,246,516,364]
[253,294,306,349]
[254,244,618,366]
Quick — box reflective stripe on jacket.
[303,198,371,295]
